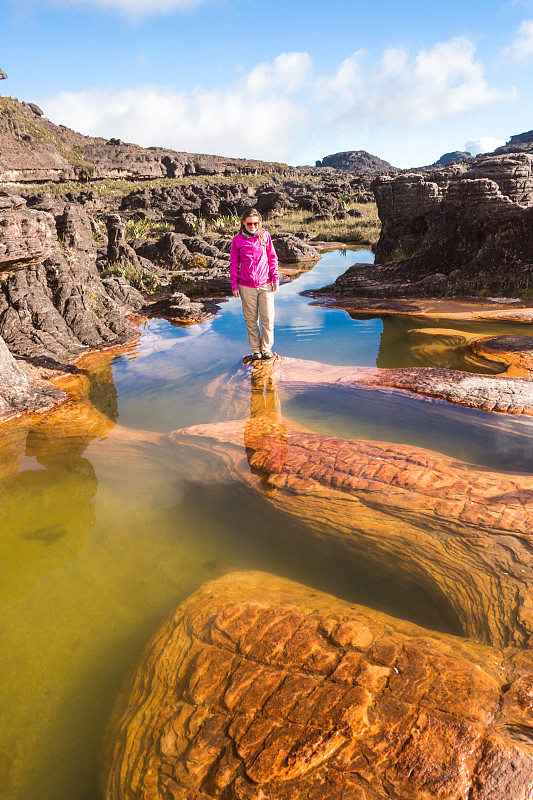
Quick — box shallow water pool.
[1,248,533,800]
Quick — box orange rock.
[101,571,533,800]
[170,415,533,647]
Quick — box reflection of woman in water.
[244,366,288,494]
[230,208,279,361]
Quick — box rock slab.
[102,571,533,800]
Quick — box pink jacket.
[230,229,279,292]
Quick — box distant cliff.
[315,150,396,175]
[432,151,472,167]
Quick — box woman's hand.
[272,281,279,292]
[232,289,240,298]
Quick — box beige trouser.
[239,283,275,354]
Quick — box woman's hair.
[240,207,266,246]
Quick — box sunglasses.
[244,220,259,227]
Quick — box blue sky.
[2,0,533,167]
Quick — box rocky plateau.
[4,76,533,800]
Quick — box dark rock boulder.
[27,103,44,117]
[328,152,533,299]
[106,214,138,267]
[133,232,190,269]
[169,265,232,296]
[174,212,204,236]
[101,277,144,310]
[272,233,320,262]
[254,191,286,216]
[200,196,221,219]
[145,291,217,324]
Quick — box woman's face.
[244,217,260,232]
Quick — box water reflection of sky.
[108,249,533,473]
[111,250,383,430]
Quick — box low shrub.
[103,261,162,293]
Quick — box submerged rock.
[102,571,533,800]
[170,410,533,647]
[474,335,533,376]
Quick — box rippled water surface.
[2,248,533,800]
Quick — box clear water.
[2,248,533,800]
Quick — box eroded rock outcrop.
[102,571,533,800]
[0,336,64,419]
[0,197,144,417]
[0,200,141,365]
[315,150,396,175]
[271,233,320,263]
[316,152,533,298]
[145,291,218,325]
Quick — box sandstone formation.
[473,335,533,376]
[271,233,320,263]
[102,571,533,800]
[0,199,140,364]
[119,174,372,225]
[494,128,533,155]
[145,291,218,325]
[215,354,533,416]
[0,194,57,273]
[304,295,533,324]
[0,336,64,420]
[169,402,533,647]
[311,149,533,299]
[371,152,533,297]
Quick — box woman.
[230,208,279,360]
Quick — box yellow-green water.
[2,249,533,800]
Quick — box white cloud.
[315,52,364,104]
[465,137,507,155]
[245,53,312,93]
[503,19,533,60]
[328,38,515,126]
[42,74,309,162]
[39,41,515,164]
